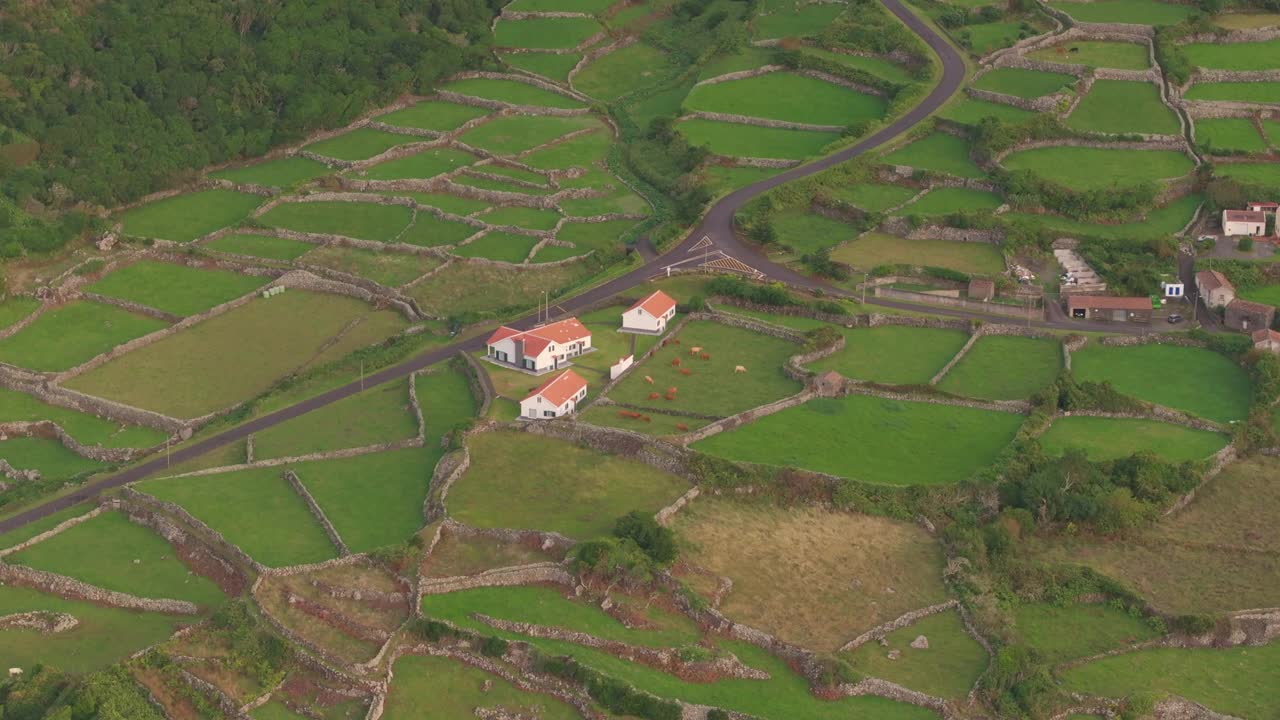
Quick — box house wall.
[622,307,665,332]
[1203,285,1236,308]
[1225,305,1276,332]
[1224,219,1265,236]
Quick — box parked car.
[1167,314,1184,324]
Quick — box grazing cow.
[680,368,692,376]
[734,365,747,374]
[676,423,689,432]
[667,387,678,395]
[689,346,703,355]
[649,392,661,399]
[671,358,681,367]
[644,375,654,384]
[701,353,711,361]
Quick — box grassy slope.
[85,260,266,317]
[809,326,969,385]
[937,335,1062,400]
[1037,416,1229,462]
[1070,343,1251,422]
[120,189,262,242]
[0,301,169,372]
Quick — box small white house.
[485,318,593,374]
[1161,281,1184,298]
[621,290,677,334]
[1223,209,1266,237]
[520,369,588,419]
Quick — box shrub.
[411,619,456,641]
[613,510,678,565]
[1238,235,1254,252]
[480,636,510,657]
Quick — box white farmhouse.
[620,290,677,334]
[1222,209,1266,237]
[520,369,588,419]
[485,317,593,375]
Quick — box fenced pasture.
[899,187,1003,216]
[1066,80,1180,135]
[1045,0,1196,24]
[494,16,603,50]
[937,335,1062,400]
[384,655,582,720]
[798,46,915,84]
[771,210,860,254]
[828,182,918,211]
[685,72,887,126]
[252,378,417,460]
[973,68,1075,98]
[398,214,480,248]
[120,189,263,243]
[882,132,986,178]
[1216,161,1280,186]
[1184,80,1280,102]
[831,232,1006,275]
[1037,416,1229,462]
[676,119,841,159]
[374,100,489,132]
[1000,147,1192,190]
[753,1,845,38]
[85,261,267,317]
[0,437,107,481]
[258,201,413,243]
[0,301,169,372]
[1012,603,1158,664]
[1070,343,1251,423]
[808,325,970,386]
[1028,40,1150,69]
[574,43,672,101]
[303,128,419,161]
[457,114,599,155]
[942,98,1036,125]
[358,147,478,181]
[843,610,988,699]
[482,206,563,231]
[0,387,167,449]
[1195,118,1268,153]
[204,233,315,260]
[1183,37,1280,70]
[450,231,541,263]
[503,51,582,82]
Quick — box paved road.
[0,0,1015,532]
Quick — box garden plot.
[973,68,1075,98]
[693,395,1025,485]
[936,335,1062,400]
[203,233,315,261]
[1070,343,1251,423]
[574,42,672,101]
[503,51,582,82]
[685,72,886,127]
[494,16,603,50]
[883,132,985,178]
[831,232,1006,275]
[384,655,582,720]
[120,189,263,243]
[442,78,586,110]
[898,187,1003,216]
[0,301,169,372]
[1013,602,1158,664]
[1045,0,1195,24]
[65,291,408,419]
[1183,37,1280,70]
[942,98,1037,125]
[606,320,803,416]
[0,387,167,449]
[1027,40,1150,70]
[677,119,841,160]
[754,1,845,38]
[1184,80,1280,103]
[676,500,949,653]
[138,467,338,568]
[374,100,490,132]
[843,611,988,699]
[1037,416,1228,462]
[457,114,600,155]
[85,260,267,317]
[1196,118,1268,153]
[303,128,419,162]
[0,437,107,481]
[258,201,413,242]
[1066,80,1179,135]
[6,510,224,607]
[1000,146,1192,190]
[210,157,331,188]
[449,430,690,539]
[357,146,478,181]
[808,325,970,385]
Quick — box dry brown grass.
[675,499,949,653]
[407,261,591,317]
[423,529,561,577]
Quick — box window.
[543,410,556,418]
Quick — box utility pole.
[861,272,868,305]
[166,438,170,468]
[360,360,365,391]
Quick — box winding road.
[0,0,982,532]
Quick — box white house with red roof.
[621,290,677,334]
[520,369,588,419]
[485,317,593,375]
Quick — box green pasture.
[754,2,845,38]
[703,165,780,196]
[685,72,886,126]
[304,128,418,161]
[0,504,95,551]
[482,206,562,231]
[450,431,689,539]
[1037,415,1229,462]
[560,185,649,216]
[574,43,671,100]
[259,200,412,242]
[7,511,223,606]
[900,187,1002,216]
[0,387,165,449]
[477,163,548,185]
[138,467,337,567]
[506,0,617,10]
[828,182,918,212]
[1028,40,1150,69]
[771,210,859,254]
[384,654,581,720]
[844,611,988,699]
[1214,12,1280,29]
[1000,146,1192,190]
[0,301,168,372]
[1196,118,1268,153]
[1046,0,1195,24]
[1070,343,1251,423]
[1185,81,1280,103]
[418,365,481,444]
[0,437,106,481]
[693,395,1024,485]
[209,157,331,188]
[400,213,479,248]
[444,78,587,110]
[502,51,582,82]
[831,232,1006,274]
[388,191,490,215]
[85,260,266,317]
[963,22,1032,55]
[453,173,557,196]
[0,297,39,332]
[1013,603,1158,664]
[407,261,591,317]
[66,292,406,419]
[300,245,441,286]
[120,189,262,243]
[450,231,540,263]
[203,232,314,260]
[1001,194,1202,240]
[375,101,489,132]
[252,702,310,720]
[360,147,477,181]
[937,335,1062,400]
[252,378,417,460]
[798,47,915,84]
[494,16,602,50]
[808,325,969,385]
[1066,80,1179,135]
[578,406,710,436]
[883,132,985,178]
[697,47,775,80]
[974,68,1074,98]
[521,129,611,169]
[1241,283,1280,308]
[1216,161,1280,187]
[555,218,636,254]
[678,119,840,159]
[941,98,1037,125]
[458,115,598,155]
[1184,37,1280,70]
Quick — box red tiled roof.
[485,326,522,345]
[486,318,592,355]
[1253,328,1280,343]
[1195,270,1232,293]
[1248,201,1279,208]
[1224,210,1266,223]
[1067,295,1151,311]
[526,369,587,406]
[1228,298,1276,315]
[628,290,677,318]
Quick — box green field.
[974,68,1074,98]
[451,231,540,262]
[502,51,582,82]
[375,101,489,132]
[1216,161,1280,187]
[607,320,803,416]
[844,611,988,699]
[941,98,1037,125]
[1196,117,1268,153]
[1038,416,1229,462]
[139,467,337,567]
[459,115,597,155]
[388,191,491,215]
[66,292,406,418]
[204,232,315,260]
[506,0,616,10]
[1028,40,1150,70]
[384,654,581,720]
[964,22,1032,55]
[809,325,970,385]
[575,43,671,100]
[1184,37,1280,71]
[0,297,39,332]
[1185,81,1280,103]
[481,206,562,231]
[7,511,223,606]
[300,245,441,286]
[120,189,262,243]
[1002,194,1202,240]
[494,16,602,50]
[522,129,611,169]
[0,437,106,481]
[0,301,168,372]
[578,406,710,435]
[771,210,859,254]
[450,431,689,538]
[252,379,417,460]
[697,46,776,80]
[1046,0,1195,24]
[304,128,418,161]
[883,132,985,178]
[444,78,587,110]
[678,119,840,159]
[1001,146,1192,190]
[360,147,477,181]
[754,2,845,38]
[694,394,1024,485]
[685,72,886,126]
[1214,12,1280,29]
[210,157,331,188]
[1241,283,1280,308]
[86,261,266,317]
[937,335,1062,400]
[0,387,167,449]
[899,187,1002,216]
[797,47,915,84]
[1067,80,1180,136]
[1013,603,1158,664]
[407,260,592,317]
[1071,343,1252,423]
[829,182,918,212]
[555,218,636,255]
[831,232,1007,274]
[259,201,412,242]
[400,213,479,248]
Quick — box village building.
[620,290,678,334]
[1161,280,1184,299]
[1246,201,1278,214]
[968,278,995,302]
[1195,269,1236,309]
[1225,298,1276,333]
[485,317,593,374]
[1222,209,1267,237]
[1253,328,1280,353]
[1066,295,1153,323]
[519,369,588,420]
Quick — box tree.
[613,511,678,565]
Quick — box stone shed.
[1225,298,1276,333]
[814,370,844,397]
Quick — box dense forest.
[0,0,500,254]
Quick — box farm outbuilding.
[1066,295,1153,323]
[1222,209,1266,237]
[1195,270,1236,309]
[1225,298,1276,333]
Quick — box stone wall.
[681,110,844,133]
[286,470,350,556]
[0,419,154,463]
[966,86,1062,113]
[676,390,815,444]
[122,487,267,575]
[0,561,199,615]
[930,332,981,386]
[842,381,1032,414]
[120,502,249,597]
[838,600,960,652]
[654,487,701,526]
[424,446,470,522]
[522,420,700,482]
[0,369,186,433]
[875,287,1043,320]
[693,64,788,87]
[0,611,79,634]
[993,137,1193,165]
[0,507,104,558]
[417,562,573,596]
[459,350,496,419]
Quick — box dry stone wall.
[0,561,199,615]
[286,471,350,556]
[0,420,154,463]
[838,600,960,651]
[418,562,573,596]
[0,369,185,433]
[681,110,844,133]
[0,611,79,634]
[676,390,815,444]
[966,86,1062,113]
